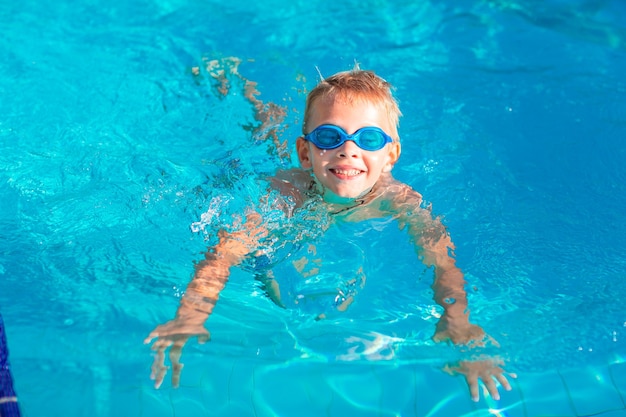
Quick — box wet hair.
[303,66,402,141]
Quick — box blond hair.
[303,68,402,141]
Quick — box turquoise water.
[1,0,626,416]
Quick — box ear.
[296,137,313,169]
[383,141,401,172]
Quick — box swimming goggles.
[303,124,393,151]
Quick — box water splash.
[189,194,234,234]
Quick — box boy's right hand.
[144,319,210,389]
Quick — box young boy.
[145,68,515,402]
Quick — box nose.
[337,140,360,158]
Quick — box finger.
[154,366,167,390]
[496,373,517,391]
[144,325,167,344]
[144,330,161,344]
[466,376,480,402]
[151,348,169,389]
[483,377,500,401]
[171,363,184,389]
[150,338,173,351]
[169,340,186,388]
[150,347,165,380]
[495,373,512,391]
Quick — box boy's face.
[297,97,400,199]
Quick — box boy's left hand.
[443,358,517,402]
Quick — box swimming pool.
[1,0,625,415]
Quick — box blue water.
[1,0,626,416]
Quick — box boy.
[145,67,515,402]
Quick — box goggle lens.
[304,125,393,151]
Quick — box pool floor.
[11,353,626,417]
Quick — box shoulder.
[343,174,423,221]
[373,173,423,209]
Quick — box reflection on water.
[336,331,404,362]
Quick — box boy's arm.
[393,187,485,346]
[393,185,515,400]
[145,212,266,388]
[416,216,486,345]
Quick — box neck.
[311,179,372,214]
[323,189,362,205]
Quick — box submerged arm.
[393,187,484,346]
[394,186,515,401]
[145,212,266,388]
[415,215,485,345]
[180,213,266,321]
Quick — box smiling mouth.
[330,168,364,178]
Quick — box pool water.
[1,0,626,416]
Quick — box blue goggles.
[303,124,393,151]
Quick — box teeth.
[333,169,362,176]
